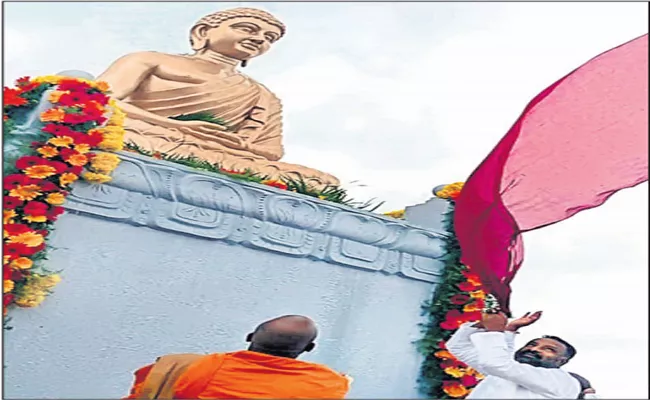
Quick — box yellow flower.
[98,138,124,151]
[3,209,17,224]
[90,153,121,173]
[8,231,44,247]
[82,172,112,184]
[3,255,11,265]
[37,146,59,158]
[74,143,91,154]
[23,215,48,223]
[10,257,33,270]
[40,108,66,122]
[384,209,405,219]
[32,75,62,85]
[15,294,46,308]
[4,280,15,294]
[59,172,79,187]
[463,302,483,313]
[94,81,110,92]
[46,192,66,205]
[48,90,68,103]
[444,366,466,378]
[67,153,89,167]
[469,290,486,299]
[108,106,126,126]
[48,136,74,148]
[9,184,42,201]
[24,164,57,179]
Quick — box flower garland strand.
[3,75,125,318]
[417,182,488,399]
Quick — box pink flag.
[454,34,648,314]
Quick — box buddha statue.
[97,8,339,187]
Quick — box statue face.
[199,17,282,60]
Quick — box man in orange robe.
[124,315,351,399]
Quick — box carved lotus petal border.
[65,152,449,283]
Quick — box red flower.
[58,91,91,106]
[3,266,24,282]
[42,123,74,137]
[15,76,31,87]
[4,223,32,236]
[67,165,83,175]
[23,201,49,217]
[38,180,61,192]
[449,293,471,305]
[46,206,65,222]
[48,160,69,174]
[458,281,479,292]
[440,358,464,369]
[57,79,92,92]
[3,293,15,307]
[3,174,31,190]
[437,340,447,349]
[3,242,38,259]
[3,196,23,210]
[86,130,104,147]
[3,87,28,107]
[89,92,109,105]
[460,374,479,387]
[15,155,47,170]
[62,113,89,125]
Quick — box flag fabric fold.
[454,34,649,314]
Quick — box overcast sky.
[4,2,648,398]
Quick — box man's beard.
[514,350,558,369]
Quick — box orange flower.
[48,136,74,148]
[94,81,110,92]
[10,257,33,270]
[45,192,66,205]
[9,184,42,201]
[7,231,44,247]
[3,255,11,266]
[40,108,65,122]
[434,350,455,359]
[74,143,91,154]
[66,153,88,167]
[24,164,57,179]
[48,90,68,103]
[36,146,59,158]
[4,280,15,294]
[463,299,485,313]
[465,367,485,379]
[442,381,469,398]
[59,172,78,187]
[469,290,485,299]
[3,210,17,224]
[444,366,466,378]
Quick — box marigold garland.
[417,182,488,399]
[3,75,125,318]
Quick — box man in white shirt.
[447,310,581,399]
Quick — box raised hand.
[505,311,542,332]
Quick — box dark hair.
[543,335,577,359]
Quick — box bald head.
[246,315,318,359]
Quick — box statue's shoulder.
[243,74,281,103]
[114,51,182,65]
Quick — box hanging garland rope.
[415,182,488,399]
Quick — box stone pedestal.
[3,152,451,399]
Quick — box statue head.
[190,8,286,64]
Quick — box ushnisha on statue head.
[189,7,286,67]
